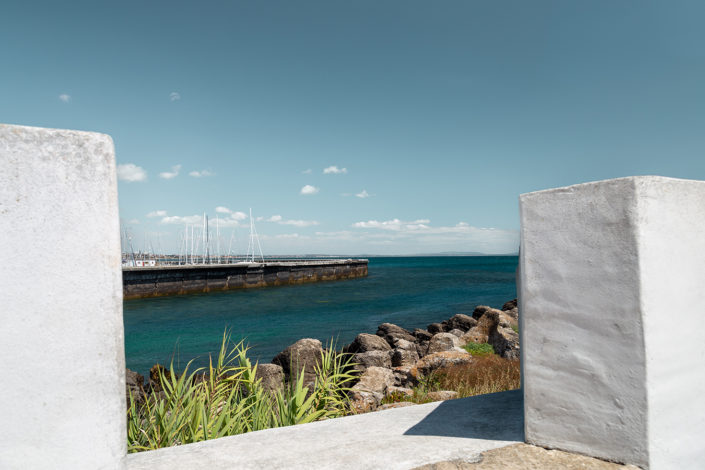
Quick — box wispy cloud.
[126,218,140,225]
[189,169,214,178]
[353,219,430,231]
[323,165,347,174]
[355,190,371,199]
[159,164,181,180]
[161,215,202,225]
[301,169,312,174]
[117,163,147,182]
[147,210,167,218]
[300,185,319,195]
[262,214,319,227]
[58,94,71,103]
[170,92,181,101]
[215,206,247,220]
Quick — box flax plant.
[127,331,357,453]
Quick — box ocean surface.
[124,256,518,376]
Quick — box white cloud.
[126,219,140,225]
[161,215,202,225]
[300,185,319,195]
[355,190,371,199]
[58,94,71,103]
[323,165,348,174]
[117,163,147,182]
[147,210,167,218]
[352,219,430,231]
[215,207,247,220]
[189,169,214,178]
[170,92,181,101]
[159,164,181,180]
[302,169,312,174]
[262,214,318,227]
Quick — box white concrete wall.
[635,177,705,469]
[520,176,705,469]
[0,124,126,469]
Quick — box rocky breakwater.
[343,299,519,412]
[125,299,520,414]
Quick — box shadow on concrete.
[403,389,524,441]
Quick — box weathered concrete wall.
[0,124,125,469]
[519,176,705,469]
[123,260,368,299]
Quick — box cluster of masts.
[121,208,265,267]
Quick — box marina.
[122,258,369,299]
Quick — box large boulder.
[413,328,433,342]
[353,350,393,372]
[345,333,392,354]
[409,350,474,380]
[427,323,445,335]
[426,332,461,355]
[501,299,519,321]
[489,326,520,360]
[255,363,284,394]
[444,314,477,332]
[391,339,420,367]
[349,366,395,413]
[272,338,323,385]
[448,329,464,338]
[471,305,494,320]
[376,323,415,347]
[461,309,501,344]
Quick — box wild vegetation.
[126,332,357,453]
[383,352,520,405]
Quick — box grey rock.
[471,305,494,320]
[353,350,393,371]
[255,363,284,394]
[272,338,323,384]
[427,322,445,334]
[416,341,430,358]
[352,366,396,395]
[448,328,465,338]
[501,299,517,311]
[393,366,417,388]
[392,339,419,366]
[345,333,392,354]
[445,314,478,332]
[489,326,520,360]
[392,348,420,367]
[349,366,396,412]
[410,350,474,380]
[413,328,433,342]
[426,333,461,355]
[376,323,415,347]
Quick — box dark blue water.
[124,256,518,376]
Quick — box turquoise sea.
[124,256,518,376]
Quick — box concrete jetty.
[122,259,368,299]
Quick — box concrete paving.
[127,390,523,470]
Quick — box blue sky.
[2,1,705,255]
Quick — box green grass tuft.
[462,342,495,357]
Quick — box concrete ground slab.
[127,390,522,470]
[413,443,642,470]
